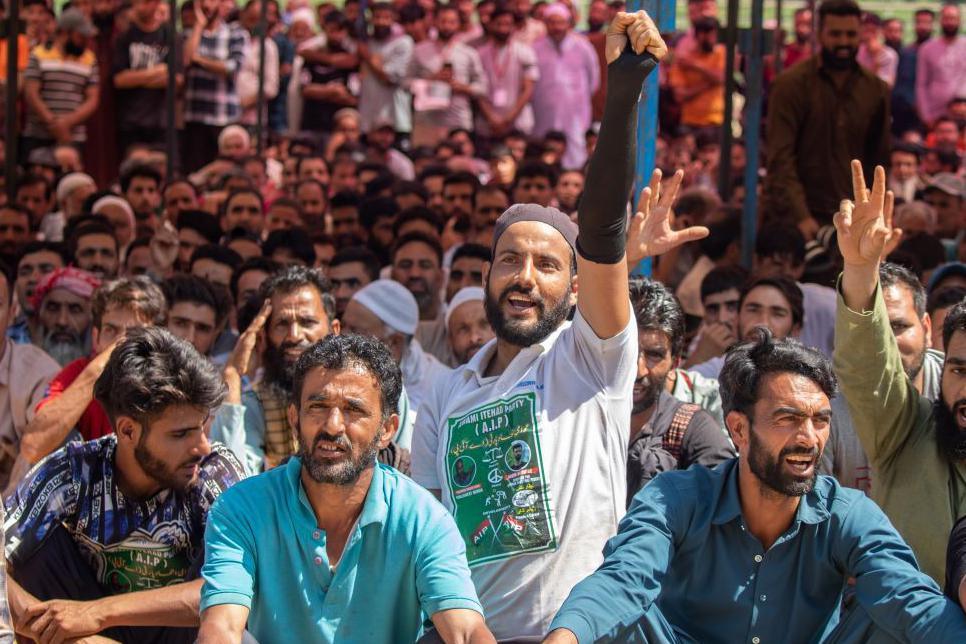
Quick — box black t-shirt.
[113,23,179,131]
[299,50,351,133]
[946,515,966,601]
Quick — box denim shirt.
[550,460,966,643]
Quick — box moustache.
[779,445,820,460]
[313,433,352,452]
[407,278,430,293]
[499,283,544,305]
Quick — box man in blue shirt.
[198,334,493,643]
[546,329,966,643]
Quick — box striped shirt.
[184,23,248,126]
[23,44,98,142]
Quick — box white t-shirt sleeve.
[410,375,445,491]
[561,308,638,395]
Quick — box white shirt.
[411,310,637,640]
[401,338,451,419]
[236,34,280,125]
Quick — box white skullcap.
[445,287,485,330]
[92,195,136,232]
[217,125,251,153]
[352,279,420,336]
[92,195,134,220]
[290,7,318,31]
[543,2,571,20]
[56,173,95,205]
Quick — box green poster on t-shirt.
[444,393,558,566]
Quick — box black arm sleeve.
[576,47,658,265]
[945,514,966,600]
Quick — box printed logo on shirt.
[444,393,558,566]
[76,521,193,593]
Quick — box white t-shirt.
[410,309,637,640]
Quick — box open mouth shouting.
[784,452,817,477]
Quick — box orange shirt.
[0,35,30,81]
[669,44,726,127]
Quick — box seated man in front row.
[5,327,246,643]
[198,334,494,643]
[546,329,966,642]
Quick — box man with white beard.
[30,267,99,366]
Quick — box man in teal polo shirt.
[197,334,493,643]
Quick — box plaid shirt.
[184,22,247,126]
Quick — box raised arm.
[575,11,666,339]
[833,161,919,464]
[836,161,896,317]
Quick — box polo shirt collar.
[711,459,831,526]
[288,457,389,528]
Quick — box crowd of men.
[0,0,963,641]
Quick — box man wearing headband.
[27,266,100,367]
[411,13,705,640]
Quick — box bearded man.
[212,266,340,475]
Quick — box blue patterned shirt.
[4,435,245,594]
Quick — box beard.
[297,421,380,485]
[935,397,966,461]
[373,25,391,39]
[65,40,86,57]
[747,425,820,497]
[699,40,714,54]
[135,431,203,493]
[406,278,436,315]
[820,45,858,70]
[904,344,928,382]
[42,329,90,366]
[455,340,486,365]
[262,340,311,393]
[588,19,604,32]
[484,276,573,348]
[943,25,960,38]
[632,374,664,415]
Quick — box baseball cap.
[57,8,96,37]
[923,173,965,199]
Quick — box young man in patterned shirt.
[4,327,245,643]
